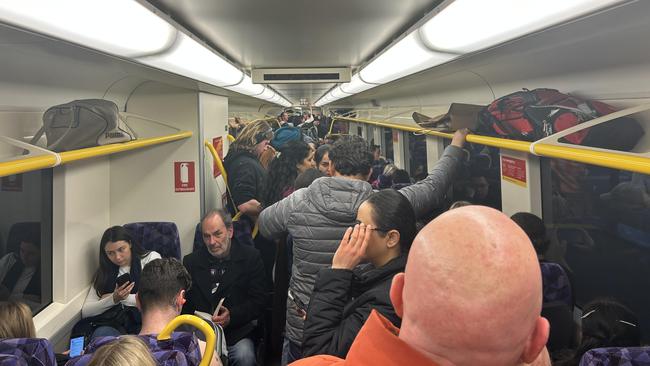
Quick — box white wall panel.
[199,93,229,216]
[111,82,200,256]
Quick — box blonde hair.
[0,301,36,338]
[230,120,273,152]
[87,336,156,366]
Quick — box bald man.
[292,206,550,366]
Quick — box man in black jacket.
[183,209,266,366]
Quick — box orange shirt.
[291,310,439,366]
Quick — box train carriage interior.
[1,0,650,365]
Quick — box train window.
[448,141,502,210]
[383,128,394,162]
[407,133,427,181]
[0,169,53,314]
[541,158,650,341]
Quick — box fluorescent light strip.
[0,0,176,57]
[359,32,455,85]
[227,75,265,96]
[420,0,627,53]
[138,32,243,87]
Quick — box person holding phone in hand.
[301,189,416,359]
[79,226,161,340]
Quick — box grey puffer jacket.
[258,144,465,345]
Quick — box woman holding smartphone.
[301,189,416,358]
[80,226,160,338]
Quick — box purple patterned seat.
[124,222,181,259]
[0,354,28,366]
[0,338,55,366]
[579,347,650,365]
[66,332,201,366]
[540,261,573,307]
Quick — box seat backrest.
[579,347,650,365]
[66,332,201,366]
[0,338,56,366]
[123,222,181,259]
[192,223,203,253]
[0,354,28,366]
[540,261,573,307]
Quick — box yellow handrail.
[203,140,259,237]
[157,314,215,366]
[227,134,236,143]
[334,116,650,175]
[205,140,228,184]
[0,131,193,178]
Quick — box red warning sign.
[212,136,224,178]
[174,161,195,192]
[501,156,527,187]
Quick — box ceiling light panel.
[226,75,265,96]
[359,32,455,84]
[138,32,243,87]
[340,74,375,94]
[0,0,176,57]
[420,0,627,53]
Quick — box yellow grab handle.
[157,314,216,366]
[227,134,236,143]
[205,140,228,185]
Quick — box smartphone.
[116,273,131,287]
[69,336,84,358]
[288,290,306,312]
[213,297,226,317]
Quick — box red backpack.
[478,88,644,151]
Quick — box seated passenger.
[315,145,332,177]
[87,335,156,366]
[511,212,550,261]
[259,130,467,364]
[0,226,41,308]
[554,299,640,366]
[302,189,415,358]
[183,210,266,366]
[292,206,549,366]
[80,226,161,339]
[369,145,387,183]
[136,258,220,366]
[390,169,412,190]
[0,301,36,338]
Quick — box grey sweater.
[258,144,465,345]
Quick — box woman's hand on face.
[332,224,372,270]
[112,281,135,304]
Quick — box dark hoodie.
[222,148,267,216]
[302,255,407,358]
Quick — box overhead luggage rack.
[333,102,650,175]
[0,131,192,178]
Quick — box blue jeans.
[228,337,256,366]
[281,338,302,366]
[91,325,121,340]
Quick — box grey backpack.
[30,99,136,152]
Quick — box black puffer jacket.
[222,148,266,216]
[301,255,406,358]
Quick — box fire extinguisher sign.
[174,161,195,192]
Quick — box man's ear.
[390,273,405,319]
[520,317,550,364]
[135,293,142,311]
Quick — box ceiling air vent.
[252,68,351,84]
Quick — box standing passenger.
[264,140,316,207]
[301,189,416,358]
[315,145,331,177]
[259,130,468,364]
[80,226,161,339]
[292,206,550,366]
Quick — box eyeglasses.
[353,220,391,233]
[581,309,638,327]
